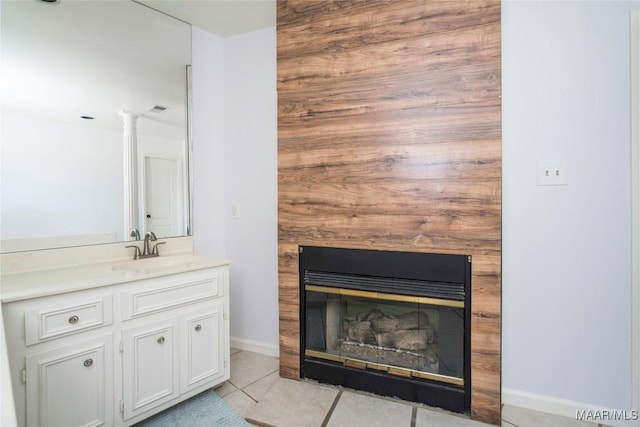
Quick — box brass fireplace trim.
[305,284,465,308]
[305,349,464,387]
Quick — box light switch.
[231,202,240,219]
[537,159,568,186]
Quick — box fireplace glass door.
[305,285,464,386]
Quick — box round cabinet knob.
[195,324,202,332]
[146,214,151,218]
[83,359,93,367]
[68,315,79,324]
[157,336,165,344]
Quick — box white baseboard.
[230,336,279,358]
[502,388,640,427]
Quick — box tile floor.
[216,349,603,427]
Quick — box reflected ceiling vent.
[147,105,168,113]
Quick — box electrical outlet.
[231,202,240,219]
[537,159,568,186]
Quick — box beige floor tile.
[229,350,279,389]
[231,347,241,355]
[213,381,237,398]
[222,389,257,417]
[245,378,339,427]
[501,405,600,427]
[243,371,280,401]
[415,407,493,427]
[326,391,413,427]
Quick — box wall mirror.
[0,0,192,253]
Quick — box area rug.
[135,390,250,427]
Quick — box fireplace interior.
[300,246,471,414]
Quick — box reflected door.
[143,156,183,238]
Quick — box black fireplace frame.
[299,246,472,414]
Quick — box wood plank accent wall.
[277,1,501,424]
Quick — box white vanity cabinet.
[25,334,114,427]
[180,304,226,393]
[122,318,180,420]
[2,263,230,427]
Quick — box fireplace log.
[343,318,377,344]
[376,327,434,351]
[346,310,435,348]
[370,311,429,332]
[355,308,386,322]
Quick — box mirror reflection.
[0,0,192,253]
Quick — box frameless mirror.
[0,0,192,253]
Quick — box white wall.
[192,0,637,412]
[223,27,279,353]
[191,26,278,353]
[192,27,226,257]
[1,115,123,240]
[502,0,636,412]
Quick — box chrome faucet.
[130,228,140,240]
[125,231,164,260]
[142,231,157,258]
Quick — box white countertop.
[0,253,231,303]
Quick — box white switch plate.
[537,159,568,186]
[231,202,240,219]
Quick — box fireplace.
[300,246,471,413]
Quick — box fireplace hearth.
[300,246,471,414]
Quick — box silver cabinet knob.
[195,324,202,332]
[83,359,93,367]
[68,315,79,324]
[157,336,165,344]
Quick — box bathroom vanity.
[0,2,228,425]
[1,239,231,427]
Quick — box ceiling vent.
[147,105,168,113]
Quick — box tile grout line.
[239,388,259,404]
[244,417,277,427]
[410,406,417,427]
[321,389,343,427]
[238,368,279,391]
[228,349,280,395]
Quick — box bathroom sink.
[111,255,203,273]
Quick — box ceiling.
[1,0,192,137]
[137,0,276,37]
[0,0,275,138]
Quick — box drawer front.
[121,268,225,320]
[25,295,113,346]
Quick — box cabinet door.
[180,302,226,393]
[26,335,113,427]
[122,318,179,420]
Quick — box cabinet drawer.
[121,268,224,320]
[25,295,113,346]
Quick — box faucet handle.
[125,245,142,260]
[152,241,166,255]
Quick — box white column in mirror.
[120,111,140,240]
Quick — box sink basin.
[112,255,203,273]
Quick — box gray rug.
[135,390,250,427]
